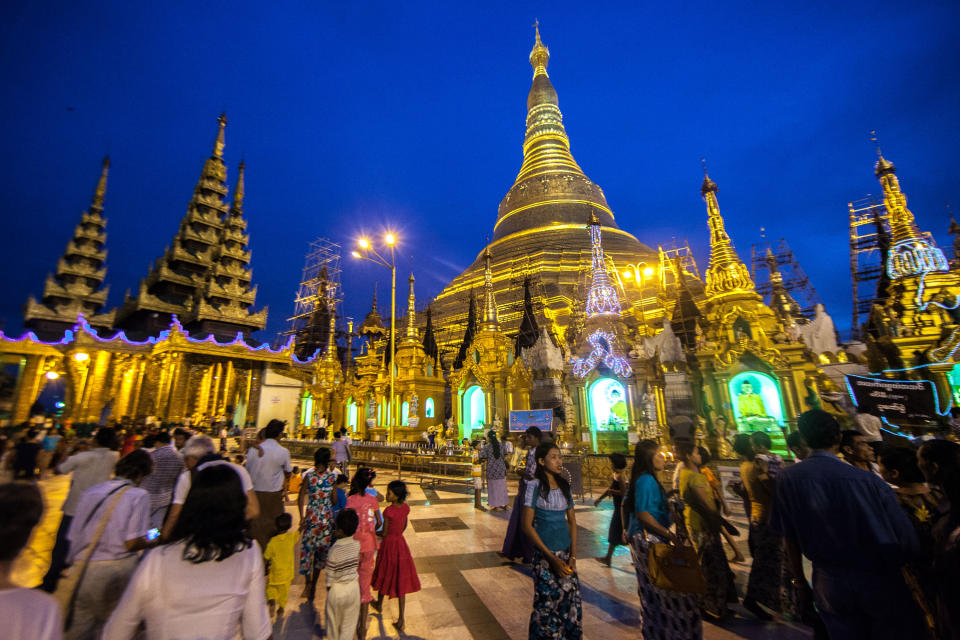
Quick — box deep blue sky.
[2,1,958,341]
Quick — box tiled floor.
[18,470,815,639]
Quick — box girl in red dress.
[372,480,421,631]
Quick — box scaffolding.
[285,238,342,359]
[749,238,823,321]
[848,196,888,339]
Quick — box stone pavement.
[19,469,815,639]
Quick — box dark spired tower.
[432,26,656,351]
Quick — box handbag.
[53,484,132,627]
[646,539,706,595]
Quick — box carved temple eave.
[64,240,106,262]
[55,258,106,280]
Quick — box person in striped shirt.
[325,509,361,640]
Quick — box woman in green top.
[521,442,581,639]
[676,442,738,621]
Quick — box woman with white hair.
[161,435,259,540]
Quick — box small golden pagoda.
[448,249,531,439]
[863,147,960,402]
[693,170,821,452]
[305,306,344,431]
[24,157,116,339]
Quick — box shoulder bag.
[53,484,132,627]
[644,496,706,594]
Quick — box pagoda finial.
[214,113,227,158]
[530,20,550,77]
[372,282,378,310]
[324,302,337,362]
[701,169,755,298]
[482,247,499,330]
[700,158,718,196]
[406,272,417,339]
[230,159,245,215]
[91,155,110,212]
[585,211,622,317]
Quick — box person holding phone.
[65,450,157,639]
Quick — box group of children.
[262,468,421,640]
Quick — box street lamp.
[622,262,657,336]
[353,233,398,441]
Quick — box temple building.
[114,114,266,338]
[23,157,116,339]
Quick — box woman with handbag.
[622,439,702,639]
[61,450,155,640]
[103,464,271,640]
[676,442,738,621]
[521,442,582,639]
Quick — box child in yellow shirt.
[264,512,298,617]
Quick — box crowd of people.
[0,418,426,640]
[2,410,958,640]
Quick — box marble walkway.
[18,469,815,639]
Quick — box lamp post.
[622,262,656,336]
[352,233,397,441]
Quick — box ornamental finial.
[871,130,895,177]
[230,159,245,215]
[91,155,110,211]
[530,20,550,77]
[213,112,227,158]
[700,158,718,195]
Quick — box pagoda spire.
[482,248,499,330]
[765,248,802,324]
[585,211,622,317]
[406,273,417,339]
[422,305,439,363]
[454,290,478,369]
[229,159,245,216]
[870,135,949,280]
[24,156,115,335]
[324,302,337,362]
[515,24,583,184]
[701,166,755,298]
[515,276,541,354]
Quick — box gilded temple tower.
[24,157,116,338]
[693,170,820,453]
[114,114,266,336]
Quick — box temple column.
[11,355,46,424]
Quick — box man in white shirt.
[141,431,184,529]
[244,420,292,551]
[331,430,351,476]
[41,427,120,593]
[854,411,884,456]
[161,435,259,540]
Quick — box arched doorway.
[463,385,486,433]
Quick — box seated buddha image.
[605,387,628,431]
[736,379,778,432]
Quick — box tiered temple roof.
[24,157,116,339]
[114,114,266,337]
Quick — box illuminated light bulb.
[384,233,396,246]
[622,270,633,279]
[358,238,370,249]
[45,371,60,380]
[351,251,361,258]
[643,266,655,278]
[73,352,89,362]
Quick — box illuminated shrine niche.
[589,377,629,432]
[728,371,784,432]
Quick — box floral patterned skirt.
[745,521,785,612]
[629,532,703,640]
[528,549,582,640]
[689,527,738,616]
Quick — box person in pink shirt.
[345,468,381,640]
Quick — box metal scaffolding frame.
[284,238,342,357]
[847,196,888,339]
[749,237,823,321]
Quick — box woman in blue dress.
[622,439,702,639]
[522,441,582,639]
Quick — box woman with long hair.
[622,439,701,639]
[479,429,509,511]
[346,467,381,640]
[918,440,960,640]
[521,442,581,639]
[675,442,737,621]
[299,447,339,601]
[103,465,271,639]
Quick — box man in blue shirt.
[770,410,924,640]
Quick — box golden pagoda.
[449,249,531,439]
[114,114,267,336]
[693,170,821,452]
[432,26,656,352]
[24,157,116,338]
[863,147,960,400]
